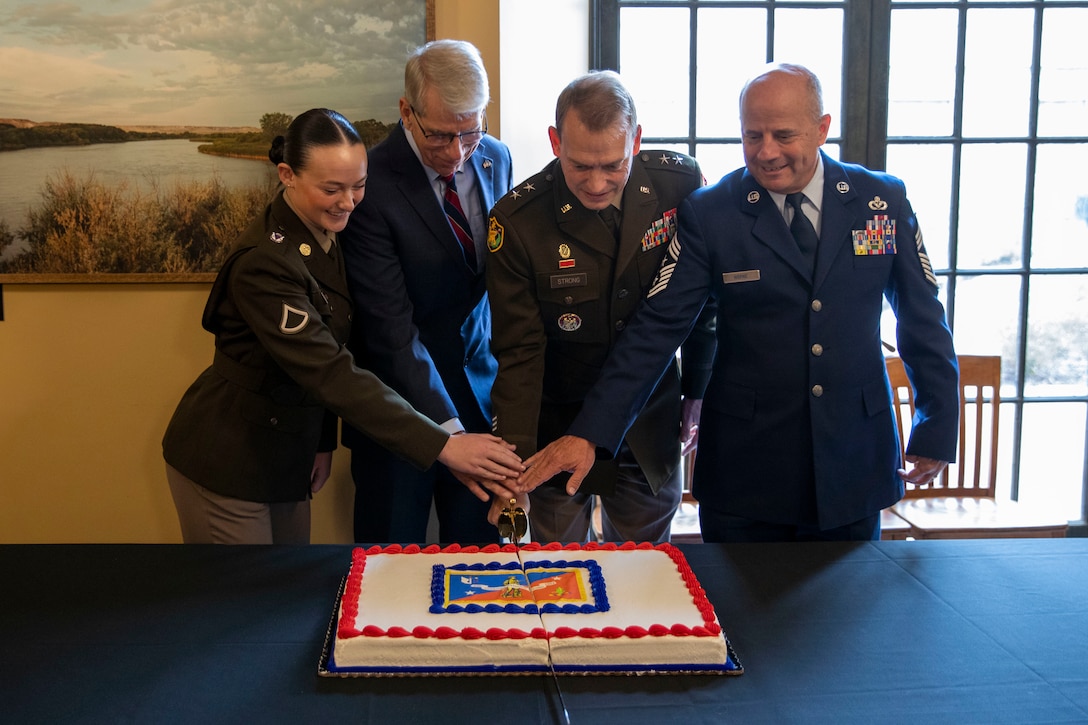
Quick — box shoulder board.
[252,226,316,262]
[492,166,554,215]
[639,150,700,175]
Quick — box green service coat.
[163,191,447,502]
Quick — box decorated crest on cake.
[431,559,608,614]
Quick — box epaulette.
[254,227,318,263]
[640,149,700,175]
[492,167,554,215]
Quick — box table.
[3,540,1087,724]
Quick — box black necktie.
[599,205,621,241]
[440,173,476,267]
[786,192,818,271]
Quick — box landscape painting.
[0,0,433,282]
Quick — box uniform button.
[811,299,823,312]
[811,343,824,356]
[615,320,626,331]
[617,288,629,299]
[564,296,573,305]
[269,417,279,426]
[347,313,353,322]
[811,385,824,397]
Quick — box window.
[593,0,1088,528]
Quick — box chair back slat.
[885,354,1001,499]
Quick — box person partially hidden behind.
[340,39,515,545]
[485,71,716,544]
[162,108,523,545]
[516,63,959,543]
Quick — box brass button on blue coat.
[811,299,823,312]
[811,385,824,397]
[811,344,824,356]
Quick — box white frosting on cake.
[331,548,550,673]
[539,548,728,670]
[329,543,733,675]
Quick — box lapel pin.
[747,191,760,204]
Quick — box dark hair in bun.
[267,109,362,171]
[268,135,287,165]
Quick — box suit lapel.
[386,125,476,275]
[553,163,618,258]
[468,145,499,211]
[614,159,657,275]
[269,194,351,304]
[741,171,812,280]
[813,155,859,290]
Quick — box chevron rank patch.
[280,303,309,334]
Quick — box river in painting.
[0,139,276,261]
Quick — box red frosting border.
[336,541,722,642]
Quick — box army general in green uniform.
[486,71,716,543]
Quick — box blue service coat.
[569,152,959,529]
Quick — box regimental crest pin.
[270,231,285,243]
[299,243,312,257]
[557,312,581,332]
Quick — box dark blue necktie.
[786,192,818,271]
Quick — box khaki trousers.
[166,463,310,544]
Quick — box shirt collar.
[770,154,826,215]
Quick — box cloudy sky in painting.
[0,0,426,127]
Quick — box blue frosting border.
[522,559,610,614]
[430,561,538,614]
[429,559,610,614]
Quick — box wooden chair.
[885,355,1068,538]
[880,507,915,540]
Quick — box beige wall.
[0,0,499,544]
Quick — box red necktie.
[441,173,476,267]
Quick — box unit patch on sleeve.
[487,217,505,253]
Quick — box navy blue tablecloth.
[3,540,1086,724]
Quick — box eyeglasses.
[410,105,487,149]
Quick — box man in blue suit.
[341,40,516,543]
[516,63,959,542]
